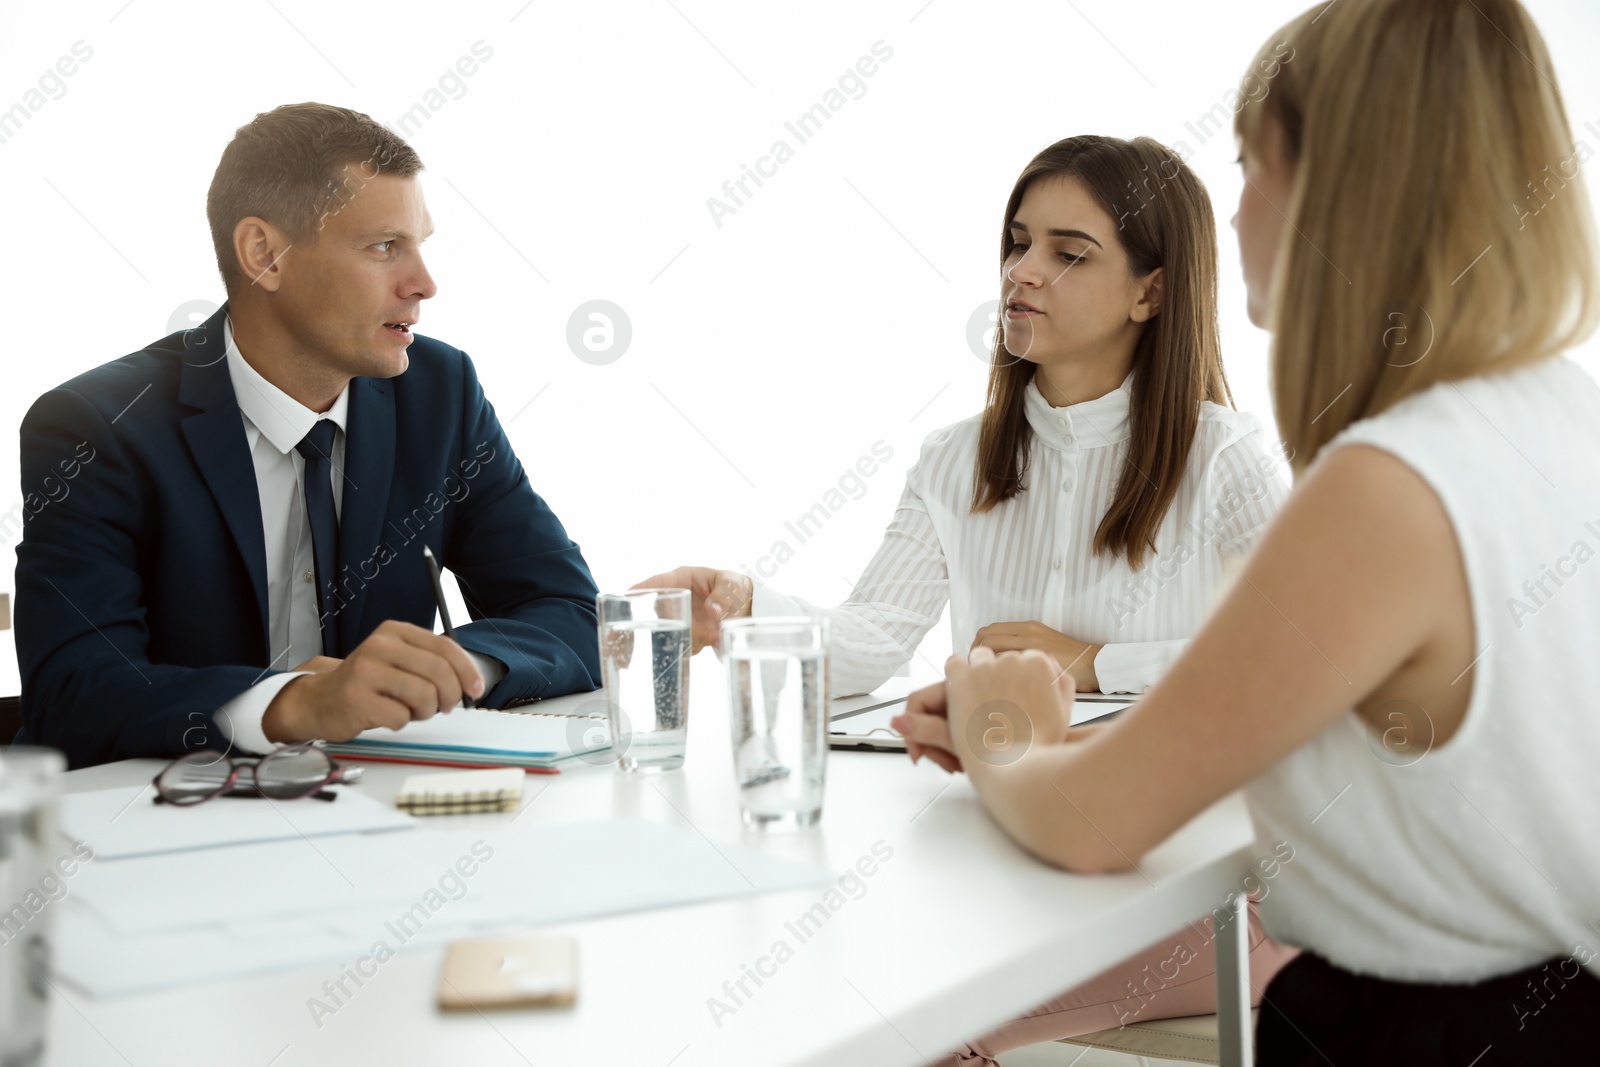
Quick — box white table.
[43,658,1258,1067]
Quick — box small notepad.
[395,768,525,815]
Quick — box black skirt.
[1257,949,1600,1066]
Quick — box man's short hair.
[205,102,423,295]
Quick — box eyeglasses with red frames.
[152,745,363,806]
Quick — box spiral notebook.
[324,703,611,770]
[395,767,525,814]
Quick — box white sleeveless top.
[1245,356,1600,982]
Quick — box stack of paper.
[56,818,832,997]
[57,782,415,860]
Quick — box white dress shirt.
[212,317,502,754]
[753,372,1291,696]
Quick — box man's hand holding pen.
[262,619,485,744]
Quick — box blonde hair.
[1236,0,1599,475]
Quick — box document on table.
[56,819,833,997]
[57,783,415,860]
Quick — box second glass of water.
[598,589,692,772]
[722,617,829,831]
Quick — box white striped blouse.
[752,372,1292,697]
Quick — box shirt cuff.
[751,582,812,619]
[214,672,310,755]
[1092,640,1188,695]
[712,581,809,663]
[465,650,506,705]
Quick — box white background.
[2,0,1598,692]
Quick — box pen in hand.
[422,545,475,709]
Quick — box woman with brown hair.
[641,135,1287,699]
[898,0,1600,1061]
[639,133,1299,1037]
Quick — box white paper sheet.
[1070,697,1133,725]
[56,819,832,997]
[57,783,415,860]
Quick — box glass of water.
[598,589,692,771]
[722,617,829,831]
[0,748,66,1067]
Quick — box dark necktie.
[295,419,341,657]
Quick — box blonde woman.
[640,134,1298,1036]
[899,0,1600,1061]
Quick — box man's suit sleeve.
[443,354,602,705]
[15,388,276,768]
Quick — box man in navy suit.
[13,103,601,768]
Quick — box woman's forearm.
[963,742,1136,874]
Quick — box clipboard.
[827,693,1136,753]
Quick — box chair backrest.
[0,696,21,748]
[1,592,15,745]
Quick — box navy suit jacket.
[14,303,601,768]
